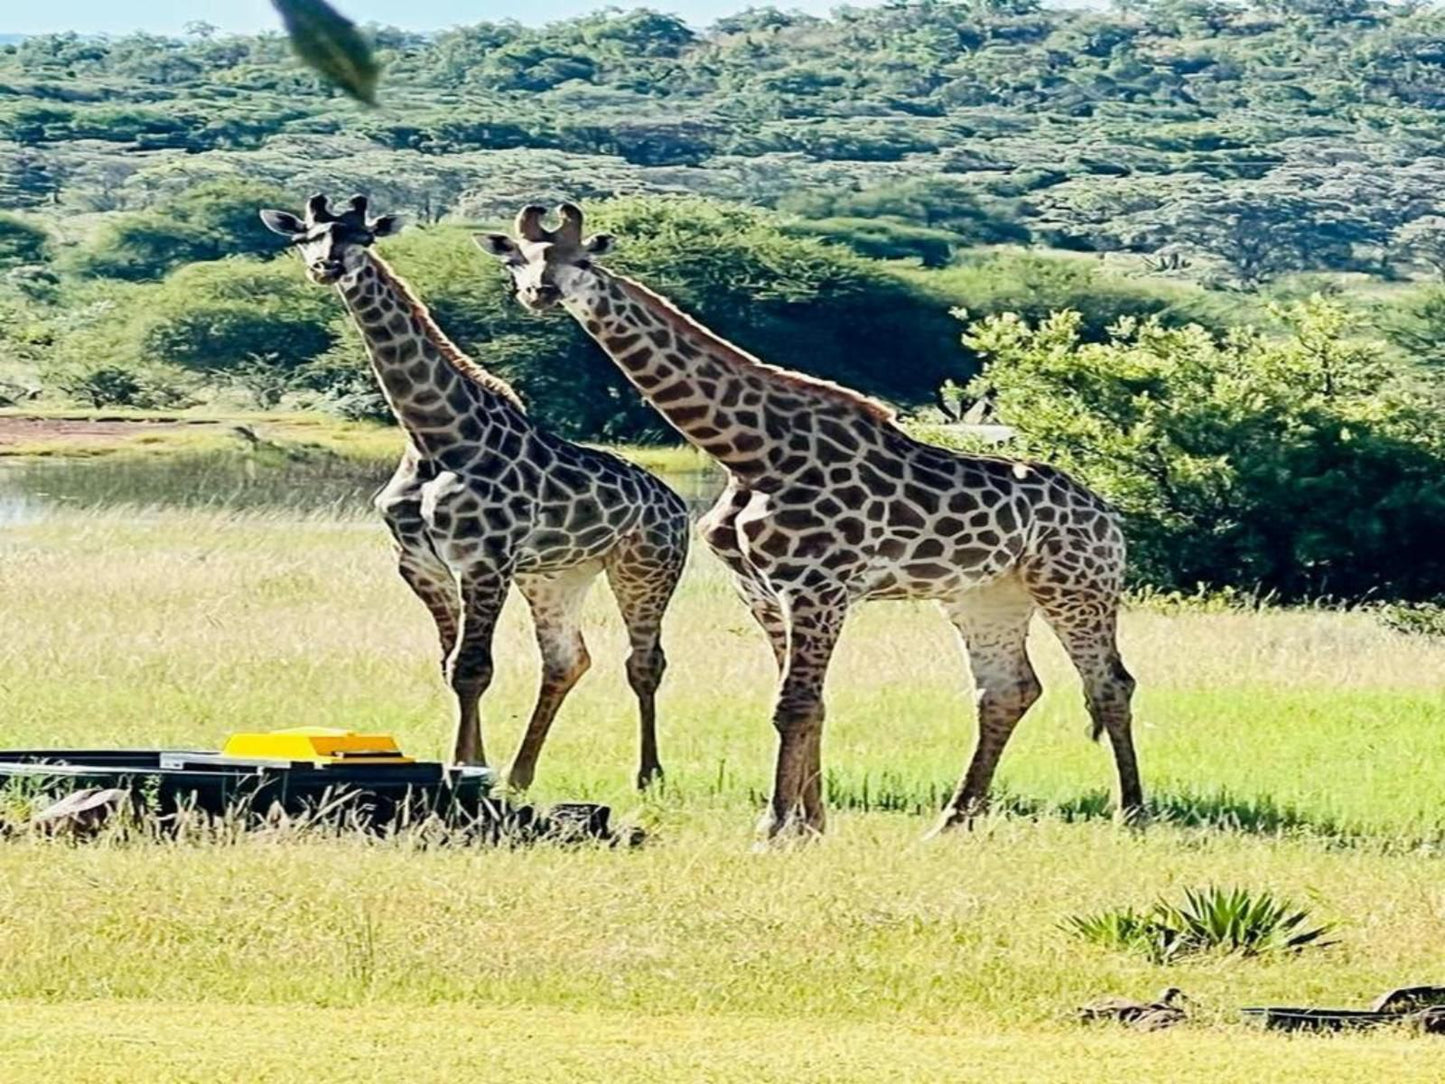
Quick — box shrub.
[781,216,958,267]
[954,297,1445,601]
[1064,886,1336,964]
[1376,286,1445,372]
[925,251,1240,345]
[126,257,337,377]
[1375,601,1445,639]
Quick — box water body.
[0,448,724,524]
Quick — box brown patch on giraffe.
[652,382,692,405]
[669,404,710,426]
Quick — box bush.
[927,251,1239,344]
[0,213,49,268]
[955,297,1445,601]
[128,258,337,376]
[1064,886,1336,964]
[781,216,958,267]
[1375,286,1445,372]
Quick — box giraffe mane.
[368,254,525,411]
[611,274,896,423]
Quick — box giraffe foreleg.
[395,542,461,668]
[932,578,1041,836]
[759,585,847,843]
[447,570,509,767]
[507,565,599,791]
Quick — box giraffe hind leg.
[1033,592,1143,820]
[606,522,687,790]
[508,564,599,791]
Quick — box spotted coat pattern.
[481,204,1142,838]
[262,195,688,788]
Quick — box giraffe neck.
[565,269,894,479]
[337,253,528,460]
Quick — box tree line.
[8,2,1445,283]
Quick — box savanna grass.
[2,504,1444,1081]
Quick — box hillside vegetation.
[5,0,1445,287]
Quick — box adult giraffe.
[478,203,1142,839]
[260,195,689,789]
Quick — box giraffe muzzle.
[309,260,345,285]
[522,284,562,309]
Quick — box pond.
[0,448,725,524]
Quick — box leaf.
[271,0,380,106]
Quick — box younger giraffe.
[478,204,1142,838]
[261,195,689,788]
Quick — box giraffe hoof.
[1116,805,1149,830]
[635,767,664,792]
[925,802,986,839]
[923,816,966,840]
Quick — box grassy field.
[2,499,1445,1080]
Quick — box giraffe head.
[474,203,614,312]
[259,193,402,285]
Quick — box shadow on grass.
[811,773,1432,846]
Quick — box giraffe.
[477,203,1142,839]
[260,194,689,789]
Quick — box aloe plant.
[1064,885,1336,963]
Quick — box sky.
[0,0,855,36]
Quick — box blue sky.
[2,0,853,35]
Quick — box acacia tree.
[1162,190,1361,286]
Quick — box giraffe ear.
[474,233,518,259]
[369,214,403,238]
[583,233,615,256]
[259,209,305,238]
